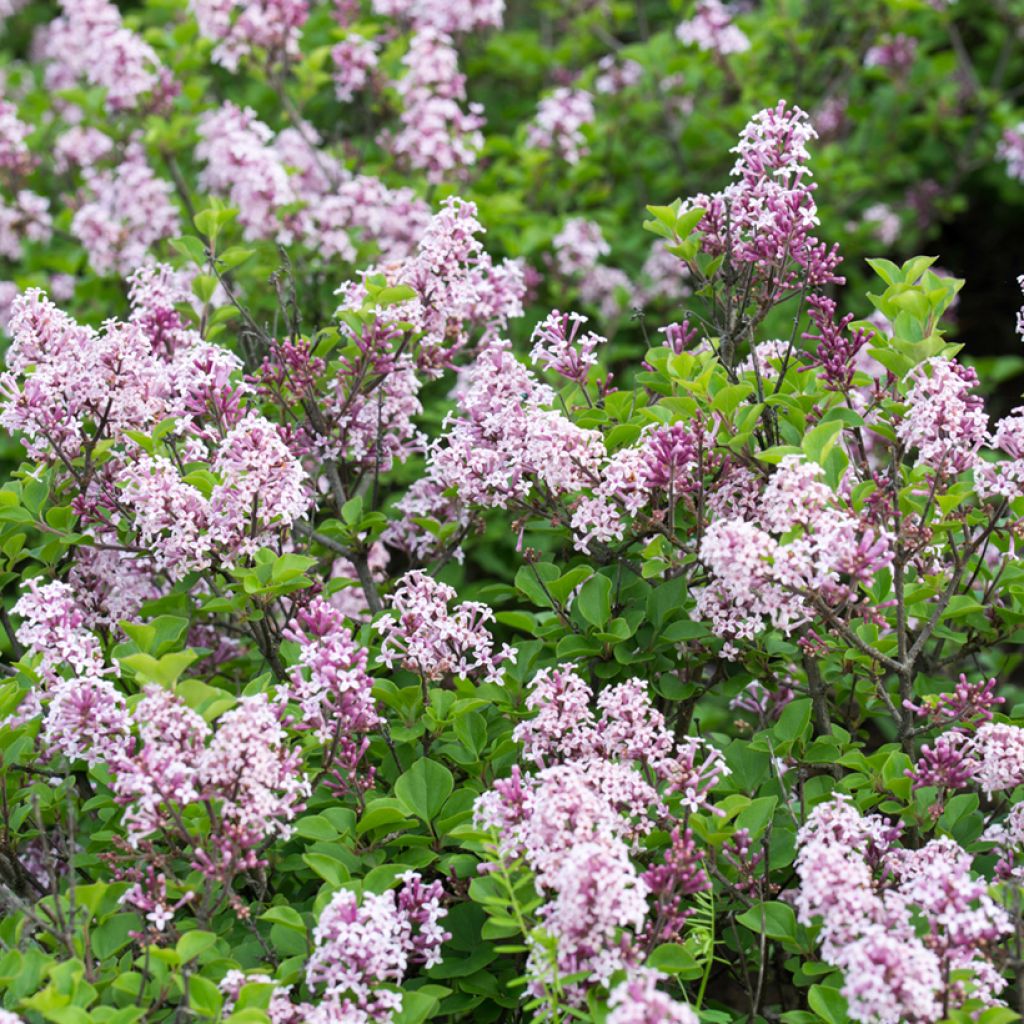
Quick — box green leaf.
[866,257,902,286]
[675,206,706,236]
[547,566,593,606]
[260,906,306,932]
[357,798,416,835]
[576,573,612,628]
[189,975,223,1019]
[735,795,778,838]
[176,930,217,963]
[170,235,207,266]
[118,650,197,688]
[294,815,339,842]
[802,420,844,466]
[808,984,849,1024]
[341,496,363,525]
[392,989,439,1024]
[735,901,798,944]
[774,698,812,743]
[394,758,454,822]
[92,913,137,959]
[191,274,218,304]
[302,853,350,887]
[514,562,558,609]
[218,246,254,271]
[193,208,221,242]
[711,382,754,416]
[646,942,698,974]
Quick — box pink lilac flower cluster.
[476,756,656,997]
[551,219,610,278]
[71,141,180,276]
[111,686,309,867]
[475,666,725,1001]
[384,476,472,566]
[121,867,195,932]
[0,0,28,20]
[196,103,307,243]
[283,596,381,789]
[641,826,711,942]
[9,580,128,766]
[336,197,524,374]
[904,674,1004,732]
[127,262,203,357]
[681,101,843,303]
[371,0,504,33]
[198,103,430,258]
[373,570,515,685]
[0,288,168,460]
[53,126,113,174]
[814,96,848,139]
[123,412,310,576]
[801,293,872,392]
[730,677,796,726]
[976,406,1024,500]
[594,56,643,95]
[735,337,794,381]
[796,796,1011,1022]
[696,455,892,652]
[206,413,311,555]
[983,803,1024,882]
[528,88,596,165]
[529,310,603,384]
[0,281,19,333]
[860,202,902,246]
[324,175,432,262]
[864,33,918,75]
[998,125,1024,183]
[964,722,1024,795]
[190,0,309,71]
[426,345,604,515]
[910,731,977,794]
[0,190,51,261]
[306,874,449,1023]
[219,971,300,1024]
[0,99,32,176]
[67,543,160,630]
[332,34,379,102]
[599,674,728,805]
[385,30,485,183]
[607,968,699,1024]
[571,419,717,554]
[39,0,173,112]
[896,357,987,475]
[549,219,635,319]
[0,285,310,574]
[675,0,750,55]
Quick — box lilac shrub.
[2,2,1024,1022]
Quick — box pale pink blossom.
[384,30,485,183]
[676,0,750,55]
[332,34,378,101]
[190,0,308,71]
[374,570,515,685]
[39,0,172,112]
[528,88,595,164]
[371,0,504,33]
[71,143,179,276]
